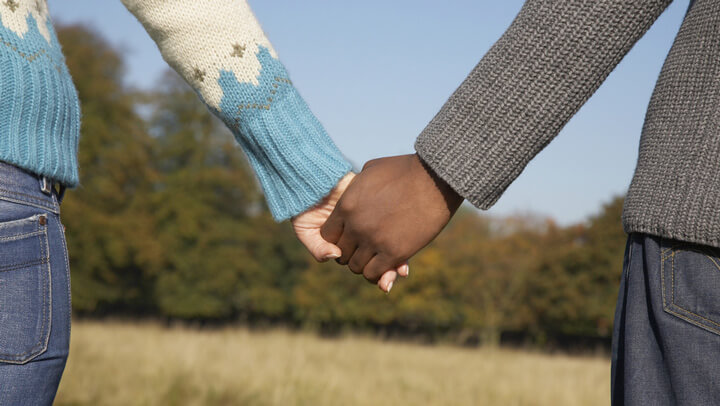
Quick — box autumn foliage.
[59,25,627,349]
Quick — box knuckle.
[362,271,379,284]
[363,157,388,170]
[389,241,411,260]
[338,198,356,214]
[377,251,404,270]
[375,242,403,261]
[311,245,328,262]
[355,221,378,238]
[389,249,405,263]
[365,156,384,165]
[374,234,396,249]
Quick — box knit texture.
[623,0,720,248]
[0,0,80,186]
[216,46,352,219]
[0,0,350,221]
[417,0,720,249]
[121,0,351,220]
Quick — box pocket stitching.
[0,220,48,272]
[0,225,51,363]
[662,246,720,335]
[706,255,720,272]
[0,259,48,274]
[0,229,45,243]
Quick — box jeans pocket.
[660,238,720,336]
[0,213,52,364]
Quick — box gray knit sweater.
[415,0,720,249]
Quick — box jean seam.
[0,188,51,202]
[661,244,689,262]
[0,225,52,363]
[55,213,72,340]
[0,194,59,214]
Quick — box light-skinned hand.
[292,172,409,292]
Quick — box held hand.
[320,154,463,283]
[292,173,408,292]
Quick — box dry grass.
[55,321,609,406]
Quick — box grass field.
[55,322,610,406]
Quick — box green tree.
[59,25,159,314]
[58,23,630,350]
[527,197,626,341]
[148,73,307,321]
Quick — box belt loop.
[40,176,53,195]
[38,175,65,205]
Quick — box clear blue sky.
[50,1,690,225]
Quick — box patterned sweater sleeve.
[120,0,352,221]
[414,0,673,210]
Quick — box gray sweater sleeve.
[415,0,673,209]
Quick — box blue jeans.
[612,233,720,405]
[0,163,70,405]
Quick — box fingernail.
[402,264,410,277]
[322,253,340,261]
[386,281,393,293]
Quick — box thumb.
[313,239,342,262]
[296,228,342,262]
[319,208,343,244]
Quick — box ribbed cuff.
[232,87,352,221]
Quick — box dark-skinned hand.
[320,154,463,289]
[292,172,408,293]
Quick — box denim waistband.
[0,162,61,214]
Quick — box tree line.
[59,25,627,350]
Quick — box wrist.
[291,171,355,222]
[413,153,463,214]
[325,172,356,206]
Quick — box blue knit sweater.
[0,1,351,221]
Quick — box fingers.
[320,209,344,244]
[377,270,398,293]
[312,239,342,263]
[376,262,408,293]
[295,228,342,262]
[335,233,358,267]
[348,247,375,274]
[397,262,409,277]
[362,254,397,284]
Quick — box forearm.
[121,0,352,220]
[415,0,673,209]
